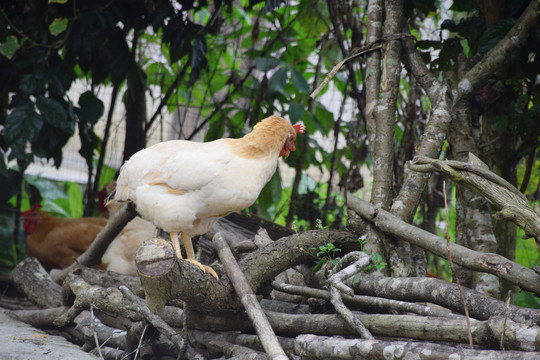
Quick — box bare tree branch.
[295,334,540,360]
[456,0,538,101]
[272,282,465,319]
[213,233,288,360]
[53,202,137,284]
[347,193,540,295]
[364,0,383,146]
[410,156,540,246]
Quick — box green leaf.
[330,258,340,266]
[288,102,304,123]
[54,182,83,218]
[0,156,5,176]
[205,114,225,142]
[0,35,20,59]
[36,96,72,132]
[41,201,70,218]
[78,91,104,125]
[298,173,316,194]
[254,57,280,71]
[78,123,100,167]
[257,171,283,210]
[77,93,102,167]
[372,252,383,263]
[290,68,310,94]
[312,258,327,273]
[49,0,70,3]
[313,103,334,135]
[268,67,288,96]
[49,18,68,36]
[97,163,117,191]
[4,103,43,152]
[0,169,21,205]
[449,0,476,12]
[25,174,67,202]
[189,31,207,86]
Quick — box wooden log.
[11,257,62,308]
[213,233,288,360]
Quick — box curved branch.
[385,83,453,277]
[53,202,137,284]
[456,0,538,101]
[347,194,540,295]
[410,156,540,244]
[399,23,441,101]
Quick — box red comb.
[293,123,306,133]
[21,204,42,216]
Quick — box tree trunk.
[123,40,147,162]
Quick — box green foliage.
[12,175,84,218]
[77,91,104,169]
[53,182,84,218]
[515,227,540,308]
[0,174,85,268]
[49,17,68,36]
[362,252,387,273]
[0,35,20,59]
[312,241,341,273]
[307,219,341,272]
[4,102,42,157]
[0,213,25,267]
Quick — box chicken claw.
[185,259,219,279]
[169,232,218,279]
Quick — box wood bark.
[272,282,465,319]
[11,257,62,308]
[370,0,402,211]
[136,230,359,314]
[213,233,288,360]
[188,310,540,351]
[347,194,540,296]
[294,334,539,360]
[409,156,540,245]
[352,274,540,324]
[53,202,137,284]
[7,228,540,358]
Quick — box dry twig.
[54,202,137,284]
[328,252,373,338]
[118,285,187,355]
[272,282,465,319]
[501,291,512,350]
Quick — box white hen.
[111,115,305,278]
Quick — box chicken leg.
[170,232,218,279]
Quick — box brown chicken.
[21,204,108,270]
[21,203,155,275]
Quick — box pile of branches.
[6,158,540,359]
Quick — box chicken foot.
[170,232,218,279]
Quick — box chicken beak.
[284,149,291,158]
